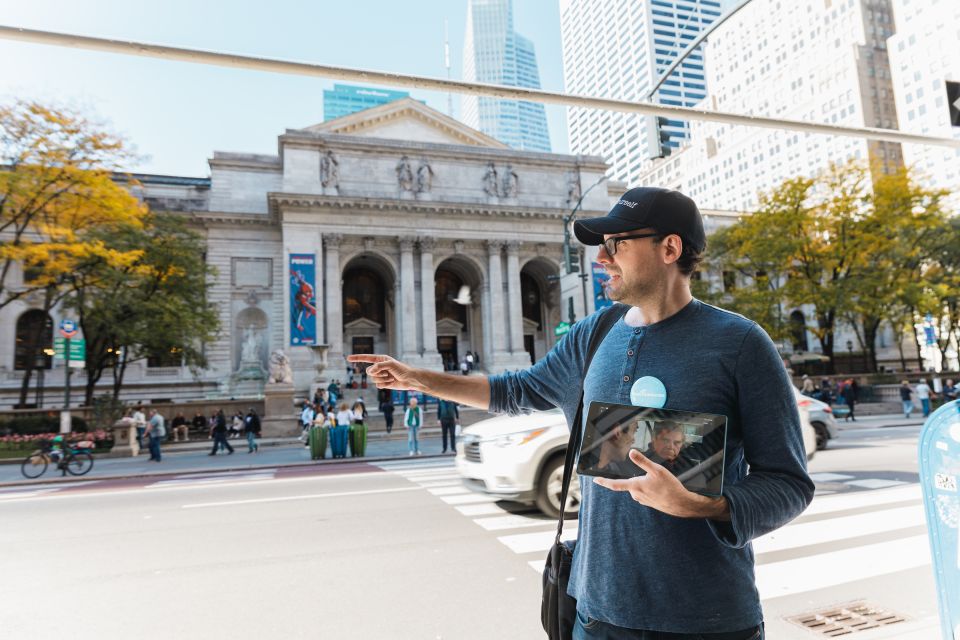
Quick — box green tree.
[65,213,220,405]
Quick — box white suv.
[456,409,575,518]
[457,402,816,518]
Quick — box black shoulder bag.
[541,303,627,640]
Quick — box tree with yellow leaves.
[1,101,147,405]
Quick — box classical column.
[399,236,418,358]
[419,237,440,366]
[505,241,525,356]
[323,233,343,364]
[485,240,507,363]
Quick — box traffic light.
[946,81,960,127]
[646,117,673,160]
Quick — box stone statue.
[502,165,519,198]
[483,162,499,197]
[566,173,581,204]
[320,150,340,189]
[416,160,434,193]
[396,155,414,192]
[240,325,261,366]
[268,349,293,384]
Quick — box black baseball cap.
[573,187,706,253]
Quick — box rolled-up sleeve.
[708,324,815,548]
[487,315,595,417]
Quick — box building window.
[147,347,183,368]
[15,310,54,371]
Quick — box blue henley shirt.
[488,299,814,634]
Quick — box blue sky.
[0,0,569,176]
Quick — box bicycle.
[20,440,95,479]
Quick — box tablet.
[577,402,728,496]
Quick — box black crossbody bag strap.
[554,304,628,545]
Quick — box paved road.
[0,416,940,639]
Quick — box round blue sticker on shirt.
[630,376,667,408]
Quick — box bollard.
[918,399,960,639]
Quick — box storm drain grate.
[788,601,907,636]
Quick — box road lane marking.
[754,505,925,554]
[809,473,855,482]
[182,486,422,508]
[418,480,463,488]
[755,534,931,599]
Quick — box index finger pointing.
[347,354,389,364]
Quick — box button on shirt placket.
[621,327,645,398]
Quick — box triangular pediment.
[304,98,509,148]
[344,317,382,332]
[436,318,465,335]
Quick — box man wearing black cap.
[349,187,813,638]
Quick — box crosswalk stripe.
[755,534,931,599]
[375,460,455,471]
[455,503,507,516]
[395,470,461,480]
[498,528,578,554]
[474,514,558,531]
[427,486,470,496]
[418,480,463,488]
[754,505,925,554]
[803,484,920,516]
[440,493,500,505]
[844,478,908,489]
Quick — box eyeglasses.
[601,232,660,257]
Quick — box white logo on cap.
[618,199,638,208]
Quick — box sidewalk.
[833,412,927,429]
[0,429,455,487]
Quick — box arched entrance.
[15,310,53,371]
[790,310,809,352]
[342,253,396,362]
[435,256,484,372]
[520,257,561,363]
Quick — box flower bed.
[0,430,114,459]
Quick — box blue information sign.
[919,399,960,639]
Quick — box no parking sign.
[919,399,960,639]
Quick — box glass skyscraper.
[560,0,721,185]
[323,84,411,122]
[462,0,551,152]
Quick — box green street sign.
[554,321,571,337]
[54,337,86,362]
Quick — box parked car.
[795,393,839,450]
[457,399,817,518]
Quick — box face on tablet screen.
[577,403,728,496]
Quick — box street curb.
[0,452,455,489]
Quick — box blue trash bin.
[330,425,349,458]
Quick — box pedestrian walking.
[171,412,188,442]
[465,351,474,372]
[404,397,423,456]
[132,405,147,452]
[437,398,460,454]
[459,358,469,376]
[244,408,261,453]
[209,409,234,455]
[380,396,395,434]
[349,186,812,637]
[916,378,935,417]
[145,409,166,462]
[819,378,833,405]
[900,380,914,418]
[840,378,857,421]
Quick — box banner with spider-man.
[289,254,317,346]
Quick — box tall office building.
[638,0,904,212]
[888,0,960,210]
[462,0,551,152]
[323,84,411,122]
[559,0,721,186]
